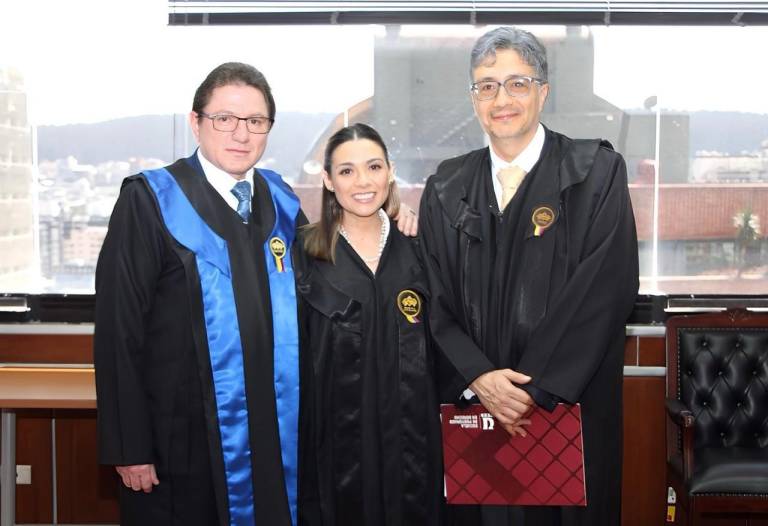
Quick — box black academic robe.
[94,155,304,526]
[419,127,639,526]
[297,225,443,526]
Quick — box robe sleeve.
[93,179,165,466]
[517,151,639,403]
[418,179,497,398]
[296,209,309,228]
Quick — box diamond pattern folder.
[441,403,586,506]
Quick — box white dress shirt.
[462,124,546,400]
[488,123,546,208]
[197,150,255,214]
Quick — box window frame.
[6,4,768,322]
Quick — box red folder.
[441,403,586,506]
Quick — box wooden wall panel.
[13,409,53,524]
[54,410,119,524]
[638,336,665,366]
[2,332,714,524]
[0,334,93,363]
[621,374,667,526]
[624,336,638,366]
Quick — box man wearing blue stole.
[94,63,305,526]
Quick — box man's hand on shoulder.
[470,369,534,430]
[116,464,159,493]
[394,205,418,237]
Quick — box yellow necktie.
[497,165,527,210]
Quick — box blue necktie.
[230,180,252,223]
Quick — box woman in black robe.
[297,123,443,526]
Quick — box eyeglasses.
[470,75,545,101]
[197,112,274,134]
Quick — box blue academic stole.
[142,166,300,526]
[259,169,301,526]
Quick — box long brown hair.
[302,123,401,262]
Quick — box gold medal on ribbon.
[531,206,555,237]
[397,289,422,323]
[269,237,287,272]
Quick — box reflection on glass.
[1,13,767,296]
[0,67,35,291]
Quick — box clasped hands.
[470,369,534,437]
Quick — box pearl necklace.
[338,209,389,263]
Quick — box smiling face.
[323,138,392,224]
[189,83,269,180]
[471,48,549,156]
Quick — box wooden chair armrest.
[665,398,695,481]
[665,398,694,427]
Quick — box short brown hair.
[192,62,276,120]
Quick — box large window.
[2,1,767,295]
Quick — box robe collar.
[431,126,613,240]
[161,152,258,240]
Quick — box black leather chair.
[666,309,768,525]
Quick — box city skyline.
[2,1,768,126]
[2,1,768,296]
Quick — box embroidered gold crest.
[531,206,555,237]
[397,289,422,323]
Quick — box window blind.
[168,1,768,25]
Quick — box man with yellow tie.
[419,27,639,526]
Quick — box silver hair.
[470,27,548,82]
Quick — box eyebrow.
[475,74,528,83]
[336,157,386,167]
[209,111,269,118]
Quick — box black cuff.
[519,384,559,412]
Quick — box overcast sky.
[2,0,767,125]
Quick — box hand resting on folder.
[469,368,534,436]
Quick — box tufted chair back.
[666,310,768,524]
[676,328,768,450]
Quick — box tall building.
[0,67,35,291]
[691,140,768,183]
